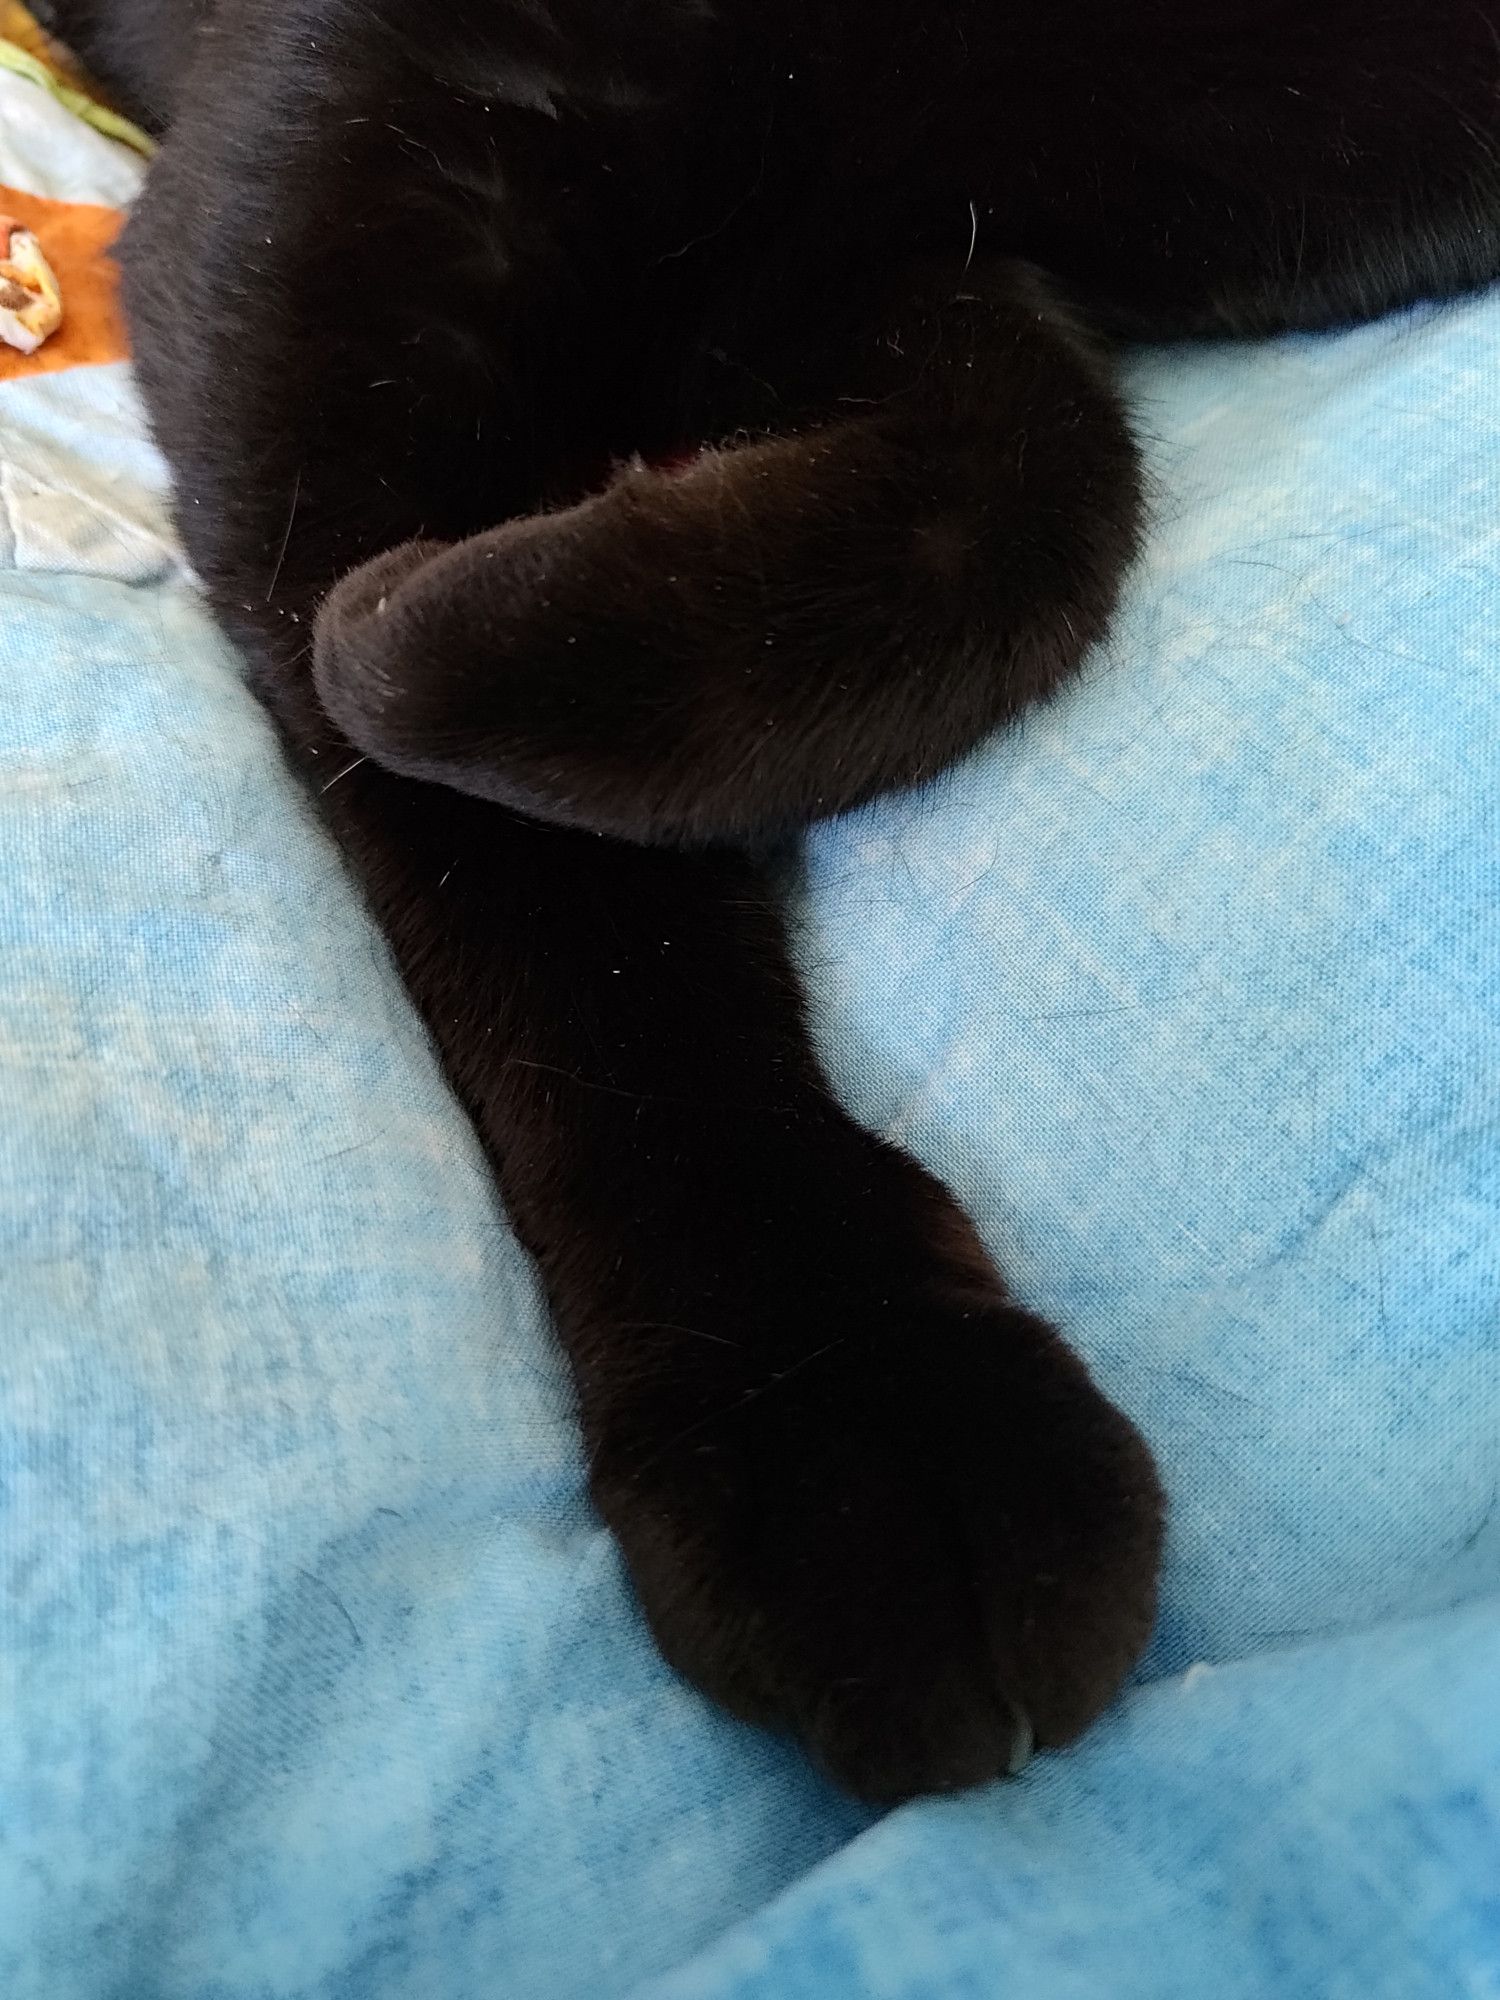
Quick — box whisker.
[321,754,369,793]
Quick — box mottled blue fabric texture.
[4,291,1499,1993]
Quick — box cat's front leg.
[459,833,1166,1803]
[320,766,1166,1801]
[310,259,1142,845]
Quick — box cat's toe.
[312,535,454,758]
[310,507,662,828]
[805,1664,1033,1805]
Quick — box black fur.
[47,0,1500,1801]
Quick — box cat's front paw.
[586,1250,1163,1804]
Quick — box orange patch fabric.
[3,1,134,115]
[0,183,128,382]
[1,3,85,78]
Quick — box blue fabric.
[4,291,1499,1999]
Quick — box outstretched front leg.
[313,256,1142,844]
[401,801,1165,1803]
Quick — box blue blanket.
[2,92,1498,1994]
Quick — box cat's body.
[45,0,1500,1800]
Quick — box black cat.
[44,0,1500,1801]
